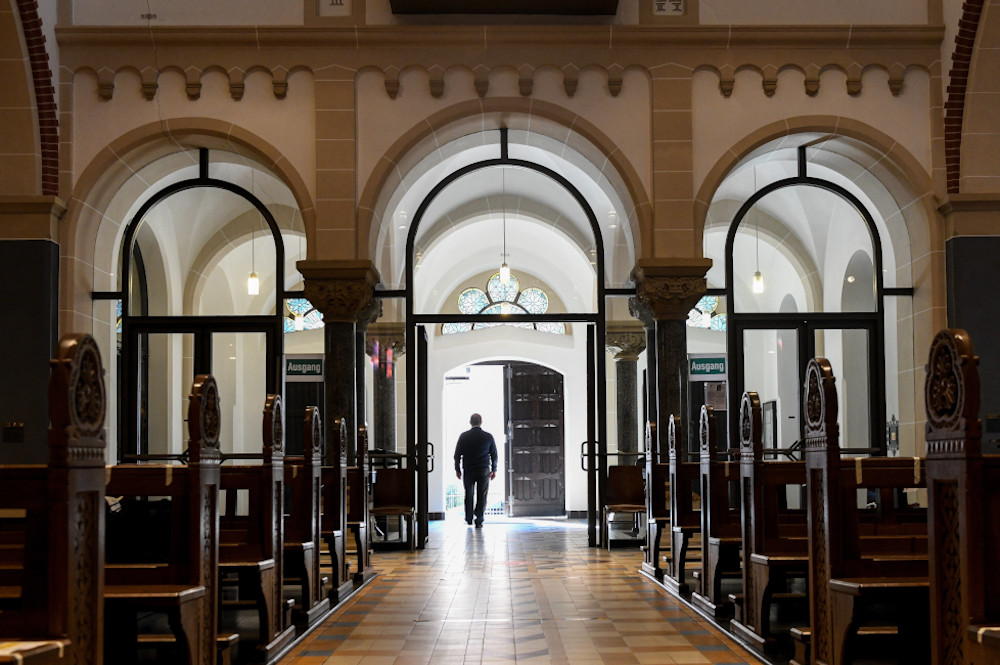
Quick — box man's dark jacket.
[454,426,498,474]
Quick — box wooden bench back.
[645,422,670,520]
[803,358,928,664]
[924,328,1000,664]
[285,406,322,546]
[699,405,740,541]
[668,414,699,530]
[0,334,107,664]
[372,468,416,512]
[605,465,644,509]
[320,418,349,585]
[105,374,222,646]
[218,394,284,573]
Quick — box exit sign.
[690,355,726,379]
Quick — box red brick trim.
[945,0,986,193]
[16,0,58,196]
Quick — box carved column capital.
[297,260,381,323]
[628,296,655,329]
[605,323,646,360]
[630,258,712,321]
[366,323,406,358]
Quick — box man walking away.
[454,413,499,528]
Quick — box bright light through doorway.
[442,364,508,520]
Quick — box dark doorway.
[505,362,565,517]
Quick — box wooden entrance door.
[506,362,565,516]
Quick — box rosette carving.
[803,358,837,440]
[188,374,222,462]
[667,415,678,458]
[305,406,323,461]
[263,394,284,456]
[924,329,980,446]
[739,391,762,459]
[49,333,107,465]
[699,406,711,455]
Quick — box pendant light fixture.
[499,168,511,285]
[247,167,260,296]
[247,226,260,295]
[751,167,764,294]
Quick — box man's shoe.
[474,522,483,528]
[466,520,473,525]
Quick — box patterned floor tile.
[280,518,758,665]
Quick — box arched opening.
[87,146,309,460]
[704,136,916,456]
[369,124,641,547]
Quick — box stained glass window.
[487,273,519,303]
[284,298,324,333]
[441,273,563,336]
[686,295,726,332]
[116,300,122,334]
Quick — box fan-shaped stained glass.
[536,322,566,335]
[695,295,720,314]
[458,288,489,315]
[517,288,548,315]
[487,273,519,303]
[442,322,474,334]
[709,314,727,332]
[284,298,324,332]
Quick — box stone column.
[629,297,657,447]
[365,323,405,455]
[355,298,382,464]
[631,259,711,461]
[605,323,646,463]
[298,260,380,466]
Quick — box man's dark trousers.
[464,468,490,526]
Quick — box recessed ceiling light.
[847,275,856,283]
[609,224,617,229]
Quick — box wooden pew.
[217,394,295,662]
[0,333,105,664]
[370,467,416,551]
[283,406,332,631]
[346,425,375,584]
[665,414,701,596]
[602,464,645,549]
[925,328,1000,664]
[641,422,671,581]
[104,374,228,665]
[730,391,809,654]
[320,418,353,602]
[803,358,930,665]
[691,405,742,618]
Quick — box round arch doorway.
[443,361,566,520]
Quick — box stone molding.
[298,260,380,323]
[630,259,711,321]
[0,196,67,241]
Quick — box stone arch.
[693,115,940,280]
[60,117,315,330]
[356,97,653,264]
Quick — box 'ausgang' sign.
[690,356,726,377]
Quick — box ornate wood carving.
[667,414,678,460]
[739,391,762,461]
[264,394,284,456]
[925,328,981,453]
[71,492,98,665]
[936,481,964,665]
[803,357,837,445]
[810,469,830,662]
[49,333,106,466]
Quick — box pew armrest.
[0,640,71,664]
[968,624,1000,651]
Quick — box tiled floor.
[282,517,758,665]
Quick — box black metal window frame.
[723,145,909,455]
[115,147,288,458]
